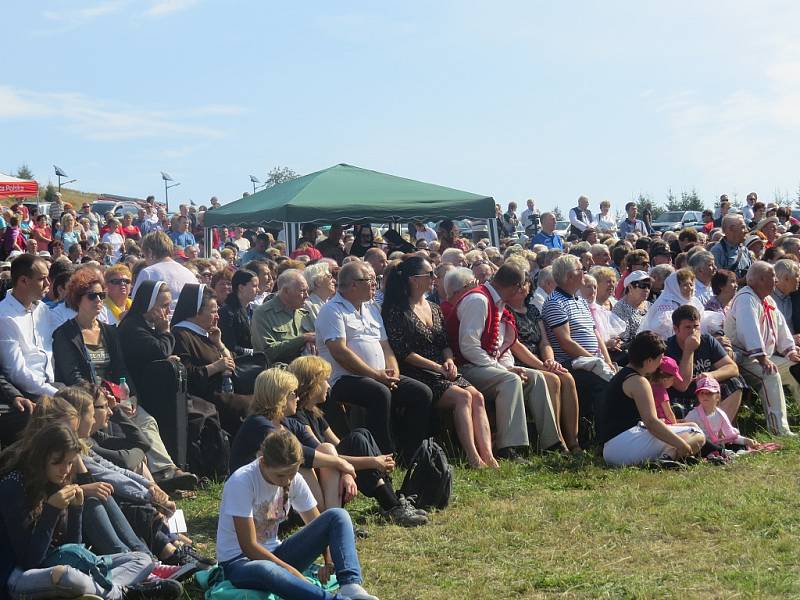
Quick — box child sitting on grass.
[685,376,757,451]
[216,430,379,600]
[650,356,683,425]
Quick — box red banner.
[0,180,39,198]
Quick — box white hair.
[441,247,465,265]
[537,265,555,288]
[277,268,306,291]
[687,250,715,271]
[443,267,475,299]
[303,262,331,291]
[774,258,799,279]
[746,260,774,286]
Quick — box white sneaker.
[338,583,379,600]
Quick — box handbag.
[231,353,267,395]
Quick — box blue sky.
[3,1,800,216]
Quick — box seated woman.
[0,420,183,600]
[53,269,196,492]
[639,269,705,340]
[211,270,233,305]
[704,269,737,315]
[303,261,336,321]
[229,368,358,512]
[381,256,498,468]
[103,263,133,325]
[596,331,705,466]
[219,269,259,356]
[611,270,652,360]
[171,284,244,436]
[55,387,212,568]
[218,430,379,600]
[507,279,581,453]
[287,356,428,526]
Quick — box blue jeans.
[222,508,362,600]
[82,496,151,555]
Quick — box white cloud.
[0,85,242,142]
[42,0,129,25]
[143,0,200,18]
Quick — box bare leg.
[720,389,742,422]
[467,387,498,467]
[557,371,580,451]
[300,467,326,510]
[664,431,706,458]
[438,386,484,467]
[316,443,343,509]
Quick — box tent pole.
[204,227,211,258]
[489,218,500,247]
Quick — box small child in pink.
[650,356,683,424]
[685,376,757,448]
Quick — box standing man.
[133,232,198,310]
[502,202,520,236]
[568,195,593,239]
[742,192,757,223]
[530,212,564,250]
[316,224,347,265]
[714,195,731,228]
[520,199,540,234]
[168,215,196,248]
[710,214,751,284]
[618,202,648,237]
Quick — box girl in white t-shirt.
[685,376,756,450]
[216,430,378,600]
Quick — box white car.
[555,220,571,238]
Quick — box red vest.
[445,285,517,366]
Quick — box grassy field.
[178,436,800,600]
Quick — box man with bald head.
[725,261,800,435]
[251,268,315,362]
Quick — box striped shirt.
[541,287,598,365]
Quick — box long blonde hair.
[251,367,299,421]
[288,356,331,418]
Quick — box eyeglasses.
[108,278,131,286]
[411,272,435,279]
[199,272,213,278]
[354,277,377,285]
[85,291,107,301]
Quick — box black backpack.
[186,396,231,480]
[399,438,452,510]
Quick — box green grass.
[177,438,800,599]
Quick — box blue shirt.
[531,231,563,250]
[168,230,196,248]
[617,218,648,237]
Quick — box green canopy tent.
[204,163,499,251]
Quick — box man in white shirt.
[520,198,540,232]
[742,192,757,223]
[0,254,58,398]
[316,261,433,464]
[531,266,556,312]
[413,222,438,244]
[133,231,198,311]
[724,261,800,435]
[450,263,561,458]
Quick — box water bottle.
[222,374,234,395]
[119,377,135,411]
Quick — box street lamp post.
[249,175,266,195]
[53,165,77,192]
[161,171,181,214]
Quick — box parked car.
[554,220,571,238]
[651,210,703,232]
[90,199,145,220]
[22,201,51,219]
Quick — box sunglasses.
[631,281,651,289]
[85,291,107,301]
[108,278,131,286]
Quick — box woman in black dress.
[382,256,498,468]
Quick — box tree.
[665,188,679,211]
[265,166,299,188]
[552,206,563,220]
[635,192,664,220]
[43,183,58,203]
[795,183,800,209]
[15,164,34,180]
[678,188,704,211]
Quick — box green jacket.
[250,295,313,363]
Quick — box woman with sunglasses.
[103,264,133,325]
[613,249,650,300]
[611,271,653,364]
[382,256,498,468]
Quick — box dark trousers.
[0,408,30,449]
[337,427,386,497]
[331,375,432,465]
[570,370,610,448]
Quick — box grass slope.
[179,439,800,599]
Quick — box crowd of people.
[0,188,797,599]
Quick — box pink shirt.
[651,382,676,424]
